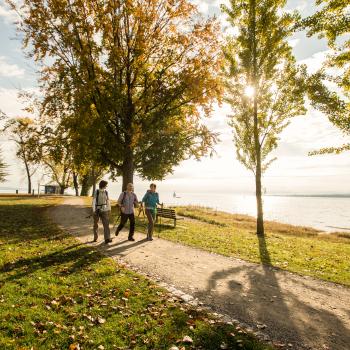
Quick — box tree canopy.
[302,0,350,155]
[222,0,306,234]
[9,0,223,190]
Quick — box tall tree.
[4,118,38,194]
[222,0,306,235]
[302,0,350,155]
[0,148,8,183]
[9,0,223,191]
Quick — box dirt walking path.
[49,197,350,350]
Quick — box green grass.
[152,206,350,286]
[0,197,271,350]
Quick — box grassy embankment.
[0,196,271,350]
[138,206,350,286]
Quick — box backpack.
[95,189,109,214]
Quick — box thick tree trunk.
[122,149,134,191]
[80,174,91,196]
[92,182,96,196]
[73,172,79,196]
[59,185,65,195]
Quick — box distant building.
[44,184,60,195]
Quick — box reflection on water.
[162,192,350,232]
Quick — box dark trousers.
[116,213,135,238]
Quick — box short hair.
[150,183,156,188]
[99,180,108,189]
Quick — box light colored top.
[117,191,138,215]
[92,189,111,212]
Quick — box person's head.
[150,183,156,193]
[126,183,134,192]
[99,180,108,189]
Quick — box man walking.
[115,183,139,241]
[92,180,112,244]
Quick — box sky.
[0,0,349,196]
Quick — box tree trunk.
[80,174,91,196]
[73,172,79,196]
[92,182,96,196]
[59,185,65,195]
[24,159,32,194]
[251,0,264,235]
[122,149,134,191]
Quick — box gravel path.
[49,197,350,350]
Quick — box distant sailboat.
[173,191,181,198]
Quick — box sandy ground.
[48,197,350,350]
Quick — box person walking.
[142,183,160,241]
[115,183,139,241]
[92,180,112,244]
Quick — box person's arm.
[92,190,97,212]
[156,193,160,205]
[142,192,148,204]
[134,194,139,207]
[106,191,111,212]
[117,192,123,205]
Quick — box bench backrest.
[157,208,176,219]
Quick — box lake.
[1,186,349,232]
[160,192,350,232]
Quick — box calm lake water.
[1,186,349,232]
[160,192,350,233]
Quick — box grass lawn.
[0,197,271,350]
[147,206,350,286]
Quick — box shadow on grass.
[0,244,103,282]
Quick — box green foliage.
[0,148,8,183]
[3,117,38,193]
[222,0,306,173]
[10,0,223,187]
[0,197,270,350]
[302,0,350,155]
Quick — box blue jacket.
[142,190,160,209]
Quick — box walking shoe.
[128,237,135,241]
[105,238,113,244]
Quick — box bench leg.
[174,218,176,228]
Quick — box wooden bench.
[156,208,183,227]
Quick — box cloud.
[0,56,25,77]
[299,50,331,74]
[0,4,19,23]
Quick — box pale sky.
[0,0,349,196]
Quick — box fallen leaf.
[182,335,193,343]
[97,317,106,324]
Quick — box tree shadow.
[194,233,350,349]
[0,243,103,282]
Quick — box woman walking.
[115,183,139,241]
[142,183,160,241]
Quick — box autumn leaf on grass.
[182,335,193,343]
[97,316,106,324]
[69,343,80,350]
